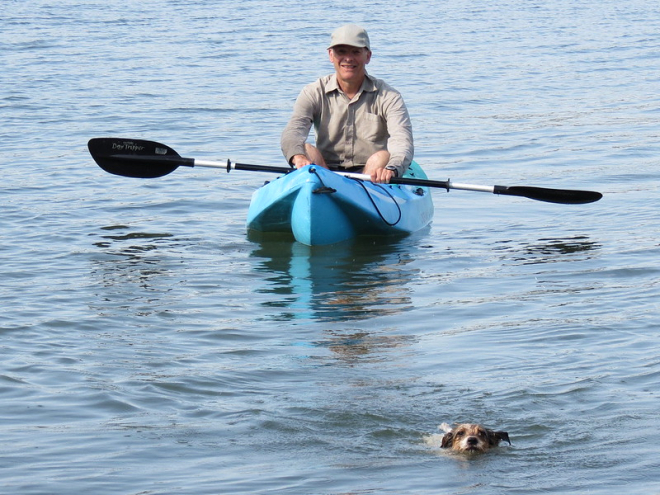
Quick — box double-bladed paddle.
[87,137,603,204]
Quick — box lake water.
[2,0,659,493]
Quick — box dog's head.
[441,423,511,454]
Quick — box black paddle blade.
[495,185,602,204]
[88,137,191,178]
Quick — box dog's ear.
[441,432,454,448]
[487,430,511,446]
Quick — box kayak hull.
[246,161,434,246]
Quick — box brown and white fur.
[440,423,511,454]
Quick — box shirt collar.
[326,73,377,94]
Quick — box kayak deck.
[246,161,434,245]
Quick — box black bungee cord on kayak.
[309,167,402,226]
[351,178,402,227]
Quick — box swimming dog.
[440,423,511,454]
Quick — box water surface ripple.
[2,1,659,493]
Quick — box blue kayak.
[246,161,434,245]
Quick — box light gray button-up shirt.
[281,73,414,177]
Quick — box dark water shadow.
[88,224,189,317]
[494,235,601,265]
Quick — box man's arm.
[281,86,317,166]
[383,91,414,178]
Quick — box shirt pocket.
[357,112,386,142]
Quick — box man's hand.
[291,154,313,169]
[370,167,395,184]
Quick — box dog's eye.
[455,431,464,437]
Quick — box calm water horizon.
[2,1,659,493]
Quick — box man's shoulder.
[365,74,401,95]
[302,74,337,93]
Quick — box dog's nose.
[467,437,478,445]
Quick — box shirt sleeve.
[281,85,317,165]
[383,91,414,178]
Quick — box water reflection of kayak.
[250,237,421,322]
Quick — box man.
[281,24,414,184]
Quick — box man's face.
[329,45,372,84]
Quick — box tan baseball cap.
[328,24,371,50]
